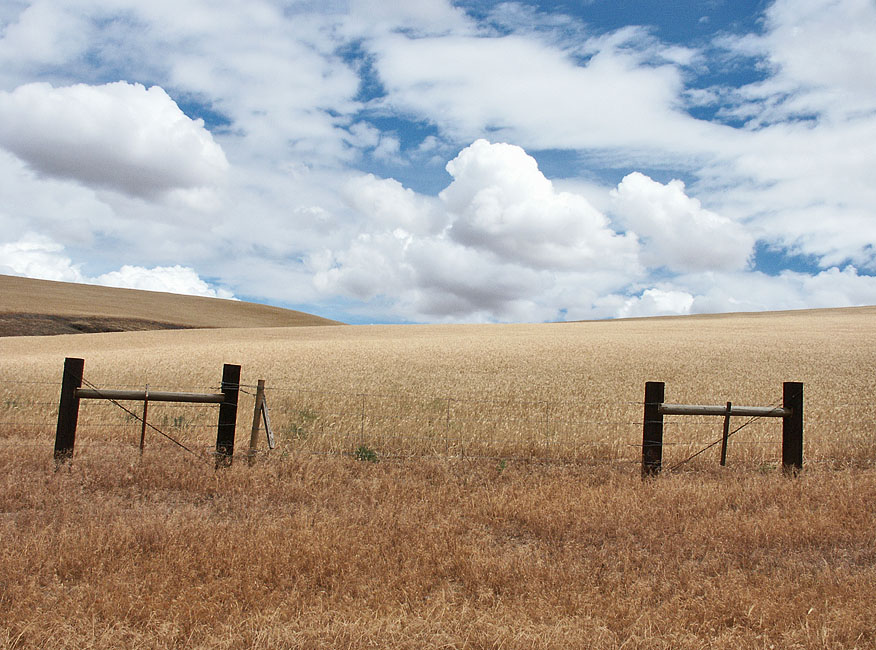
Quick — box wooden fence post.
[54,357,84,463]
[248,379,266,464]
[642,381,665,477]
[215,363,241,468]
[782,382,803,474]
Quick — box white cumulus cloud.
[617,288,696,319]
[0,235,234,300]
[95,265,235,300]
[611,172,754,273]
[0,81,228,198]
[314,140,644,322]
[444,140,639,271]
[0,234,84,283]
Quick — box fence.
[642,380,803,477]
[54,357,241,467]
[1,359,873,475]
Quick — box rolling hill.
[0,274,342,336]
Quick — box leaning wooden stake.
[248,380,266,464]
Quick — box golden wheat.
[1,307,874,467]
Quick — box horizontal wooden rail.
[658,404,790,418]
[75,388,225,404]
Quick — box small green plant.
[758,462,776,474]
[354,444,379,463]
[286,423,308,440]
[285,408,318,441]
[496,459,507,473]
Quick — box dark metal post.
[720,401,731,466]
[642,381,665,477]
[54,357,84,463]
[782,382,803,474]
[215,364,241,468]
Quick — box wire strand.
[76,375,209,464]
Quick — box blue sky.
[0,0,874,323]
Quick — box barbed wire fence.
[1,371,874,471]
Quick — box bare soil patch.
[0,312,195,337]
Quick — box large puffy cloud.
[0,81,228,198]
[611,172,754,273]
[443,140,638,271]
[315,140,644,322]
[315,139,875,322]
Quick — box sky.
[1,0,875,324]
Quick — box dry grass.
[0,274,341,333]
[1,305,875,647]
[2,448,875,649]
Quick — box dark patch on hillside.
[0,313,197,337]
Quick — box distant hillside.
[0,274,342,336]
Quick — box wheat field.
[2,306,875,648]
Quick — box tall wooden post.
[642,381,665,477]
[54,357,84,463]
[215,364,241,468]
[782,382,803,474]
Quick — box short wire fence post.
[54,357,84,464]
[642,381,665,477]
[720,401,731,466]
[360,393,366,448]
[139,384,149,456]
[215,364,241,468]
[445,397,451,455]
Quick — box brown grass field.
[1,292,875,648]
[0,274,341,335]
